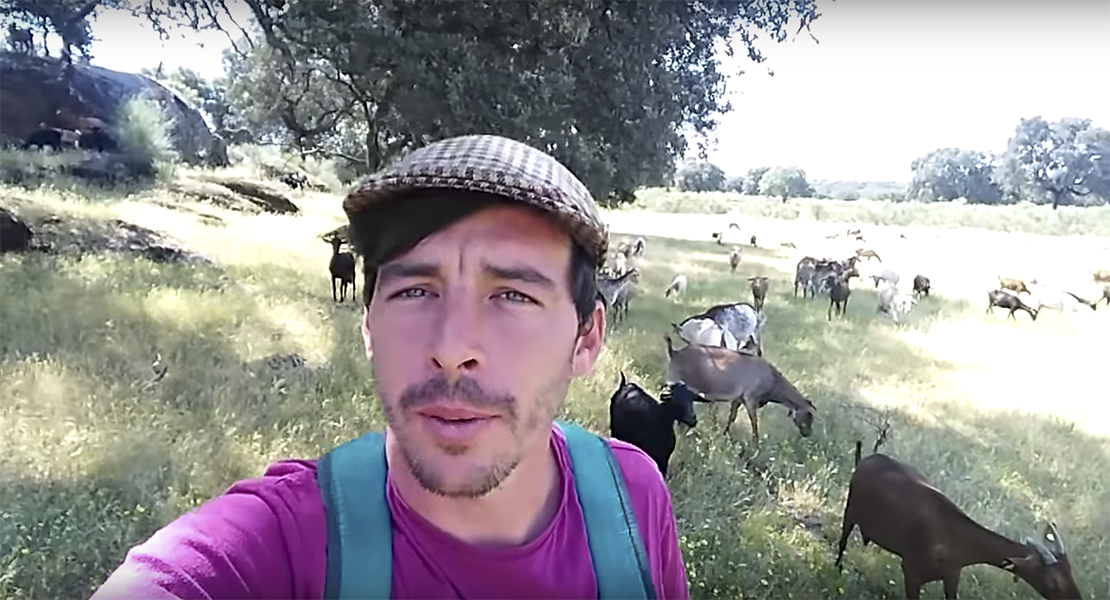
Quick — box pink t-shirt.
[90,426,690,600]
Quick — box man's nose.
[429,296,484,383]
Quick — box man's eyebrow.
[483,261,557,289]
[377,261,440,286]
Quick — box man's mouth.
[416,404,499,442]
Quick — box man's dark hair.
[347,189,600,331]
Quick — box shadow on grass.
[0,251,380,600]
[588,234,1110,600]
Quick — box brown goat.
[837,442,1083,600]
[663,336,815,443]
[826,272,851,321]
[855,247,882,262]
[748,275,769,312]
[998,276,1034,295]
[1089,269,1110,284]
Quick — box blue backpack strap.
[316,432,393,600]
[557,420,657,600]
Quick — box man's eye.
[392,287,429,300]
[498,290,536,304]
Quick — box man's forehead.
[411,204,571,250]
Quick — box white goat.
[612,252,629,277]
[870,268,900,289]
[673,302,765,356]
[876,281,916,324]
[664,274,688,299]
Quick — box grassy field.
[2,179,1109,600]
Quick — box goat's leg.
[900,562,924,600]
[834,513,855,571]
[332,279,338,302]
[827,298,834,321]
[351,276,357,303]
[723,400,742,437]
[743,400,760,445]
[941,572,960,600]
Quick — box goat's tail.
[853,440,862,467]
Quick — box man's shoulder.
[605,437,670,495]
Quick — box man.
[91,135,690,600]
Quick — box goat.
[855,247,882,262]
[608,372,699,478]
[836,441,1083,600]
[998,276,1033,295]
[795,256,818,298]
[328,236,356,303]
[632,236,646,257]
[826,272,852,321]
[599,268,640,323]
[986,289,1038,321]
[1031,286,1097,314]
[55,109,107,132]
[612,251,629,277]
[1062,291,1098,312]
[664,336,815,443]
[7,24,33,54]
[712,222,741,245]
[729,246,741,272]
[1102,284,1110,308]
[913,274,931,298]
[664,273,687,299]
[749,234,757,247]
[1089,269,1110,284]
[78,127,118,152]
[871,268,900,289]
[877,281,916,324]
[673,302,765,356]
[280,171,309,189]
[22,128,66,152]
[748,276,769,312]
[811,257,860,297]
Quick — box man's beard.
[378,368,572,499]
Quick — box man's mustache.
[399,375,517,419]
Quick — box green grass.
[2,175,1109,600]
[635,187,1110,237]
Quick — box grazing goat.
[673,301,765,356]
[795,256,818,298]
[729,246,741,272]
[871,268,900,289]
[1031,286,1097,314]
[328,236,356,303]
[877,281,916,324]
[632,236,646,257]
[748,276,769,312]
[7,24,33,54]
[855,247,882,262]
[986,289,1038,321]
[664,273,687,299]
[664,336,815,443]
[998,276,1033,295]
[912,274,931,298]
[599,268,640,323]
[1062,291,1098,312]
[826,272,852,321]
[608,372,699,478]
[836,441,1083,600]
[22,128,66,151]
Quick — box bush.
[113,96,179,176]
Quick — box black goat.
[78,127,118,152]
[328,236,356,303]
[986,289,1038,321]
[913,274,931,298]
[837,441,1083,600]
[23,128,65,151]
[608,372,699,478]
[826,272,851,321]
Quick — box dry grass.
[2,177,1108,600]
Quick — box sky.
[82,0,1110,183]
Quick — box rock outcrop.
[0,52,228,167]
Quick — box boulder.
[0,205,34,253]
[0,52,228,167]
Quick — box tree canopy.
[125,0,824,205]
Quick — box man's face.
[365,204,604,498]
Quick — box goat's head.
[1003,522,1082,600]
[787,400,816,437]
[659,381,699,428]
[327,236,343,254]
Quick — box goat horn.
[1045,522,1065,555]
[619,370,627,387]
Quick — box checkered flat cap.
[343,135,608,264]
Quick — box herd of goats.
[593,228,1091,600]
[317,224,1097,599]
